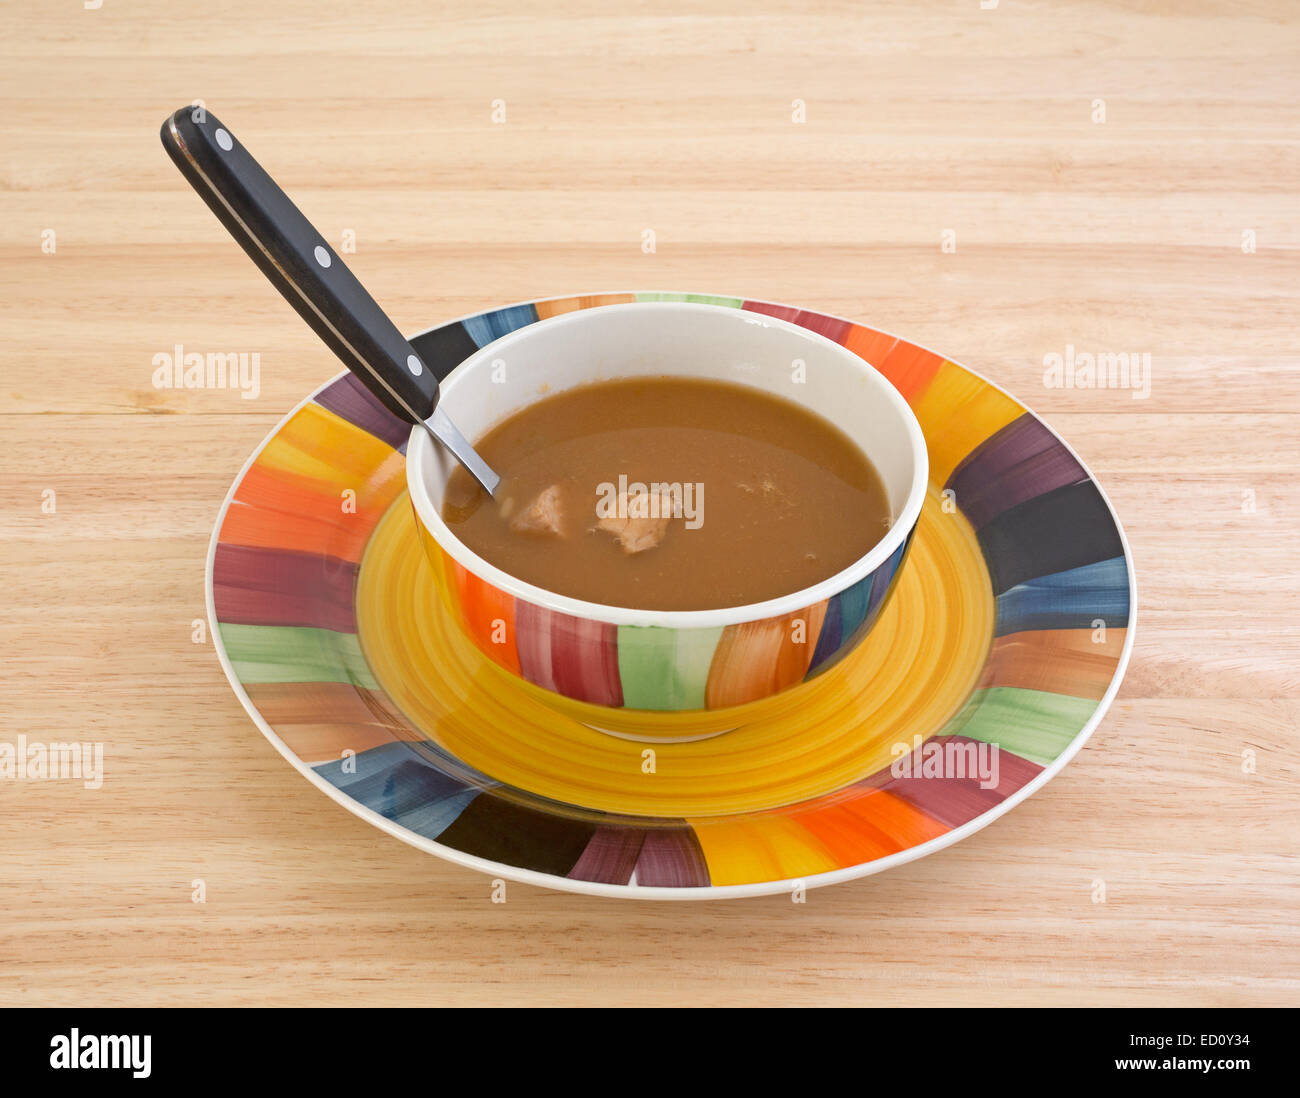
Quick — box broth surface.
[441,377,892,611]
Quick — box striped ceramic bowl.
[407,302,928,733]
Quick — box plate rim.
[205,289,1138,900]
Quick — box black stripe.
[976,480,1125,595]
[436,793,599,876]
[409,321,482,383]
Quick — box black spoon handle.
[159,106,437,424]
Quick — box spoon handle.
[159,106,437,424]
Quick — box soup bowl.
[407,302,928,736]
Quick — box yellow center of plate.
[356,487,993,818]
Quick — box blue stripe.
[806,591,845,675]
[463,303,540,347]
[313,742,483,840]
[994,556,1131,636]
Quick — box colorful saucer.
[207,292,1135,899]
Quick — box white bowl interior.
[409,302,928,625]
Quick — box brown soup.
[441,377,892,611]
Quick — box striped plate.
[207,292,1135,899]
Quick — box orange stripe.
[243,682,424,762]
[842,324,900,370]
[979,628,1126,698]
[535,293,637,320]
[785,788,948,866]
[233,460,398,531]
[220,402,405,559]
[219,501,374,561]
[445,554,521,675]
[704,602,828,709]
[877,340,945,404]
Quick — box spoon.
[159,106,500,498]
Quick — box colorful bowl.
[405,302,929,729]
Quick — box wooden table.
[2,1,1296,1007]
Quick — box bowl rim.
[406,300,930,629]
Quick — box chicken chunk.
[595,487,677,554]
[510,484,565,537]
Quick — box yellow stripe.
[258,402,399,487]
[910,360,1024,485]
[688,816,840,886]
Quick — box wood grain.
[1,0,1296,1007]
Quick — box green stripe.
[616,625,724,711]
[218,623,378,689]
[634,292,743,308]
[941,687,1096,766]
